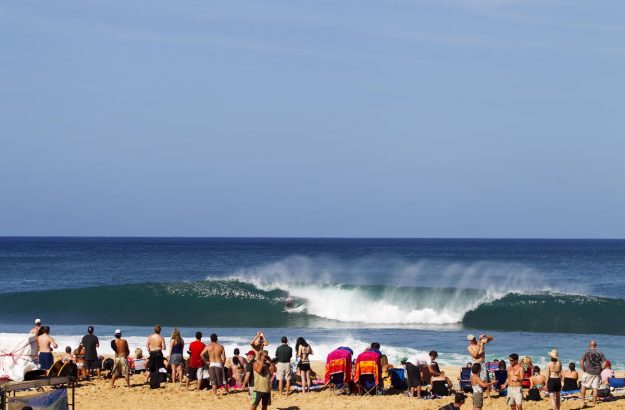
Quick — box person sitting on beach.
[546,349,563,410]
[250,350,276,410]
[146,325,166,382]
[580,340,606,408]
[429,350,442,377]
[439,392,467,410]
[37,326,58,371]
[30,318,41,336]
[111,329,130,388]
[601,361,614,385]
[562,362,579,391]
[201,333,229,395]
[61,346,75,363]
[471,363,496,410]
[186,332,205,389]
[529,366,546,390]
[169,328,185,384]
[74,344,86,380]
[501,353,524,410]
[401,357,422,398]
[250,331,269,354]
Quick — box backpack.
[150,371,161,389]
[526,387,541,401]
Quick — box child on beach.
[471,363,495,410]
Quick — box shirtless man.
[111,329,130,388]
[30,318,41,335]
[501,353,524,410]
[467,333,493,394]
[201,333,229,395]
[37,326,58,370]
[146,325,166,381]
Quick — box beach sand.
[9,363,625,410]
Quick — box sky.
[1,0,624,238]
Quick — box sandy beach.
[8,363,625,410]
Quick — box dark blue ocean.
[1,237,625,367]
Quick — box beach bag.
[150,371,161,389]
[598,388,611,398]
[526,387,541,401]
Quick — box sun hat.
[548,349,559,359]
[467,334,476,341]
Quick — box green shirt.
[275,344,293,363]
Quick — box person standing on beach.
[111,329,130,388]
[146,325,166,381]
[37,326,58,370]
[471,363,495,410]
[243,350,257,398]
[250,350,276,410]
[275,336,293,396]
[169,328,185,384]
[501,353,524,410]
[580,340,606,408]
[201,333,229,395]
[30,318,41,335]
[546,349,562,410]
[186,332,205,389]
[81,326,100,378]
[468,333,493,397]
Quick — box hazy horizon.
[1,1,624,238]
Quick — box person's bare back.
[206,342,225,364]
[147,333,165,352]
[114,338,130,357]
[37,333,57,353]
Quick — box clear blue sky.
[1,0,624,238]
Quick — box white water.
[217,256,580,325]
[0,332,465,366]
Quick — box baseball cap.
[605,360,611,367]
[247,350,256,356]
[35,318,41,324]
[87,326,94,333]
[467,334,476,341]
[115,329,122,335]
[400,357,408,364]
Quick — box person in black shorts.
[81,326,100,377]
[401,357,423,397]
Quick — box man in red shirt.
[186,332,206,389]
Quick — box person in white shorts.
[274,336,293,396]
[501,353,524,410]
[580,340,606,407]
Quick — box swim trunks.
[581,373,600,389]
[275,362,291,381]
[112,356,129,376]
[148,350,164,372]
[506,386,523,405]
[472,391,484,408]
[547,378,562,393]
[209,363,225,386]
[39,352,53,370]
[252,391,271,406]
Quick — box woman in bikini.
[296,337,313,393]
[546,349,563,410]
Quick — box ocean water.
[1,237,624,367]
